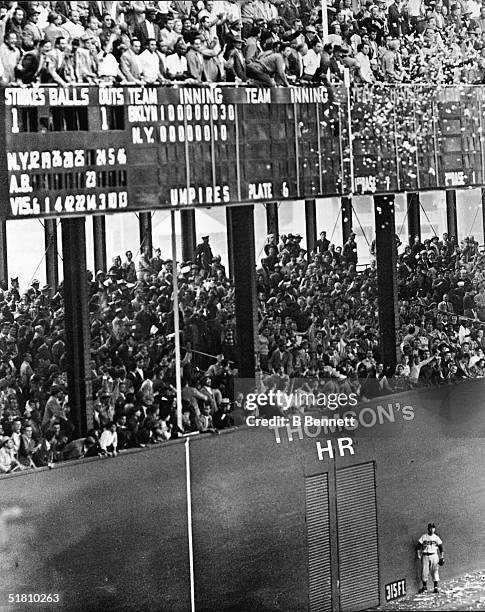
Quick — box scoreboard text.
[0,84,484,219]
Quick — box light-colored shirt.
[0,446,16,472]
[138,49,161,82]
[0,44,20,83]
[418,532,442,554]
[99,429,118,452]
[303,48,321,76]
[165,52,188,77]
[356,51,373,82]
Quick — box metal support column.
[374,195,399,371]
[341,197,353,244]
[230,205,258,378]
[226,207,234,279]
[305,198,317,257]
[265,202,279,240]
[482,188,485,246]
[61,217,93,437]
[446,190,458,244]
[0,218,7,286]
[44,219,58,290]
[93,215,107,273]
[407,192,421,245]
[139,212,153,254]
[181,208,196,262]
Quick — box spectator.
[134,8,161,49]
[43,12,68,44]
[166,38,190,79]
[138,37,165,83]
[0,32,21,84]
[5,6,25,49]
[159,14,179,51]
[62,436,97,461]
[74,34,99,83]
[0,438,24,473]
[99,421,118,456]
[22,7,44,51]
[62,9,86,40]
[195,235,213,273]
[19,39,68,86]
[246,40,292,86]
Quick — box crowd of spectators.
[1,0,485,87]
[258,230,485,403]
[0,236,242,475]
[1,2,485,475]
[0,225,485,475]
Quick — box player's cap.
[427,522,435,529]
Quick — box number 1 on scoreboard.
[11,108,19,133]
[100,106,108,130]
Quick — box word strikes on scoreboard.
[8,147,127,217]
[385,579,406,602]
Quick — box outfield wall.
[0,381,483,612]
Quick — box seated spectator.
[18,425,42,468]
[0,438,24,473]
[213,397,235,429]
[223,35,246,81]
[99,422,118,456]
[195,403,217,433]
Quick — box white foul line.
[185,437,195,612]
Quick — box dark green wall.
[1,381,483,611]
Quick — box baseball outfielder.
[416,522,444,593]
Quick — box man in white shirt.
[138,38,164,82]
[99,422,118,456]
[355,41,374,83]
[165,39,189,79]
[0,32,21,83]
[62,9,86,40]
[303,39,323,81]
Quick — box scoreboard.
[1,84,484,220]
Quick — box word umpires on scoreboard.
[169,181,289,206]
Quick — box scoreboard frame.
[1,83,484,220]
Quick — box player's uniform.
[418,532,443,583]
